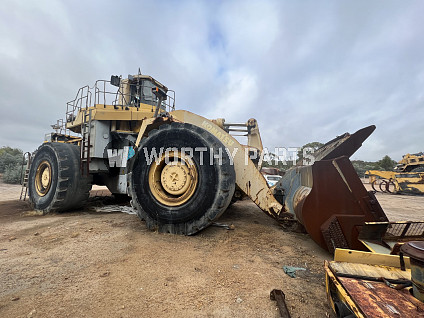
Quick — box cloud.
[0,0,423,162]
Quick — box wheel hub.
[41,169,50,187]
[161,163,191,195]
[35,160,52,197]
[148,151,198,206]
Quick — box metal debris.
[93,205,136,215]
[211,222,235,230]
[270,289,291,318]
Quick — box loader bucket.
[276,125,389,253]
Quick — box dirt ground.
[1,181,424,318]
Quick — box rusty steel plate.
[300,156,388,251]
[339,277,424,317]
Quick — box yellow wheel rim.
[35,160,52,197]
[148,150,198,206]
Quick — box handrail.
[63,77,176,130]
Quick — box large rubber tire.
[371,180,380,192]
[379,180,388,193]
[129,122,236,235]
[28,142,92,212]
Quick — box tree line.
[0,146,25,184]
[262,141,397,177]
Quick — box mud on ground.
[1,182,423,318]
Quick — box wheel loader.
[27,70,388,253]
[395,152,424,172]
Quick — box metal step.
[80,109,92,175]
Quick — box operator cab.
[112,74,173,111]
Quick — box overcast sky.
[1,0,423,161]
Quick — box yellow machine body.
[395,153,424,172]
[366,170,424,195]
[29,70,390,251]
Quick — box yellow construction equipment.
[325,221,424,317]
[27,70,389,252]
[395,152,424,172]
[366,170,424,195]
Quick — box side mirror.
[110,75,121,87]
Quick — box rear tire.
[28,142,91,212]
[129,122,235,235]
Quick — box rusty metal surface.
[277,157,388,252]
[313,125,376,161]
[276,126,389,253]
[270,289,291,318]
[339,277,424,317]
[293,156,388,251]
[321,216,350,254]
